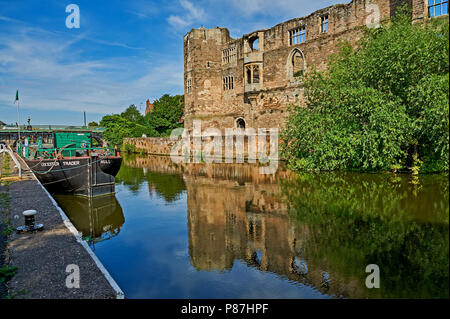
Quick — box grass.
[2,289,28,299]
[0,180,16,295]
[1,155,10,175]
[1,225,13,236]
[0,265,17,284]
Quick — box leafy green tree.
[100,114,136,146]
[121,104,144,123]
[282,10,449,172]
[99,94,184,146]
[145,94,184,136]
[88,121,99,127]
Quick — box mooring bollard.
[16,209,44,233]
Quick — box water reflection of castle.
[126,155,368,298]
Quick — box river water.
[54,154,449,298]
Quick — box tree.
[99,94,184,146]
[121,104,144,123]
[88,121,99,127]
[145,94,184,136]
[282,10,449,172]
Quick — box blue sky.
[0,0,344,125]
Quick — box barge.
[18,131,122,197]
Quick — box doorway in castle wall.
[236,118,246,129]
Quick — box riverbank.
[0,152,124,299]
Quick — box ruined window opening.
[321,15,329,33]
[186,78,192,94]
[290,26,306,45]
[428,0,448,17]
[236,118,246,129]
[249,36,259,51]
[292,51,304,77]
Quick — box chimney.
[145,99,154,115]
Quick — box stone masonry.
[183,0,430,132]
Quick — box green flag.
[14,90,19,103]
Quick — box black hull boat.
[19,130,122,197]
[24,156,122,197]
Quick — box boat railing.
[18,144,117,160]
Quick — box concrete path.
[6,180,122,299]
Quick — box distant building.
[145,99,154,115]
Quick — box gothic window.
[289,26,306,45]
[287,48,306,80]
[292,51,304,77]
[321,15,329,33]
[428,0,448,17]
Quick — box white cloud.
[167,0,207,31]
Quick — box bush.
[282,10,449,172]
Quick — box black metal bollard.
[16,210,44,233]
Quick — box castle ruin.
[183,0,434,132]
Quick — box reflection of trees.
[117,154,186,202]
[146,171,186,202]
[115,161,146,194]
[281,172,449,298]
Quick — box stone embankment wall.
[123,137,179,155]
[123,133,277,160]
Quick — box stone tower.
[184,27,233,131]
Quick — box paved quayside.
[5,175,124,298]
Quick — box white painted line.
[20,156,125,299]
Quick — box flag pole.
[17,92,21,143]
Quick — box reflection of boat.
[54,194,125,246]
[19,131,122,197]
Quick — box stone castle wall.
[183,0,427,132]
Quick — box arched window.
[236,118,246,129]
[287,48,306,80]
[292,50,304,77]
